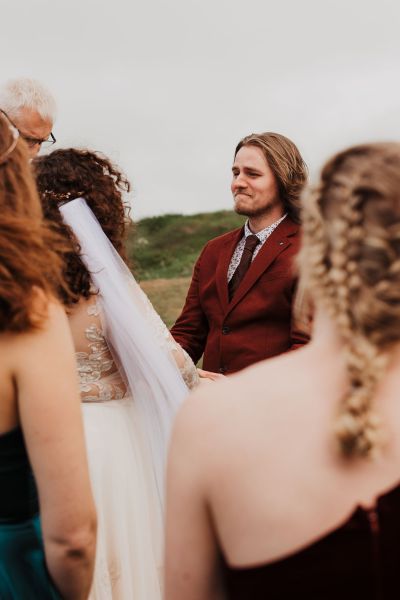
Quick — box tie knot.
[244,234,260,252]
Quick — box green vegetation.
[128,210,245,280]
[141,277,192,329]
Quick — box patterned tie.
[228,234,260,300]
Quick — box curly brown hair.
[0,112,72,332]
[33,148,132,305]
[234,132,308,224]
[300,142,400,459]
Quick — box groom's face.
[231,145,282,218]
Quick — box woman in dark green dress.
[0,110,97,599]
[0,429,60,598]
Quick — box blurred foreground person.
[166,142,400,599]
[0,114,96,597]
[0,78,56,158]
[34,148,199,599]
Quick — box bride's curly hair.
[299,142,400,459]
[34,148,132,305]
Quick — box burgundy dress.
[221,483,400,599]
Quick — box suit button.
[219,366,227,374]
[222,326,230,335]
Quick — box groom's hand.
[197,368,226,382]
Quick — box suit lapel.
[216,227,244,312]
[226,218,299,314]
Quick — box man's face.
[12,106,53,158]
[231,145,282,218]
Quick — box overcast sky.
[2,0,400,219]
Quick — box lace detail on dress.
[87,302,100,317]
[94,554,121,597]
[137,285,200,389]
[73,288,198,403]
[76,298,127,403]
[172,346,200,390]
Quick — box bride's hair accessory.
[43,190,85,203]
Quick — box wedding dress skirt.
[82,397,163,600]
[69,292,198,600]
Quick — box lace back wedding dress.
[68,294,198,600]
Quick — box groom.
[171,131,310,375]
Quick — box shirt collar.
[244,213,287,243]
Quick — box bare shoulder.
[173,376,239,439]
[0,300,69,365]
[172,345,313,452]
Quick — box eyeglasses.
[0,109,56,149]
[21,131,56,149]
[0,110,19,165]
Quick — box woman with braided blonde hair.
[166,142,400,600]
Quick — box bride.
[34,148,200,599]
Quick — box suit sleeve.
[288,280,312,350]
[170,246,210,365]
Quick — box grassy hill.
[140,277,192,329]
[128,210,245,280]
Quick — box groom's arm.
[288,280,312,350]
[171,248,209,365]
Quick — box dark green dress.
[0,427,60,599]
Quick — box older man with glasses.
[0,78,56,158]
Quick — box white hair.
[0,78,57,122]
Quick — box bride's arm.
[137,284,200,389]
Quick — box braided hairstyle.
[300,142,400,458]
[33,148,132,305]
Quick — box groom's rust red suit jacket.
[171,217,310,375]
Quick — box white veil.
[60,197,188,510]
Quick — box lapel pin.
[279,241,284,245]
